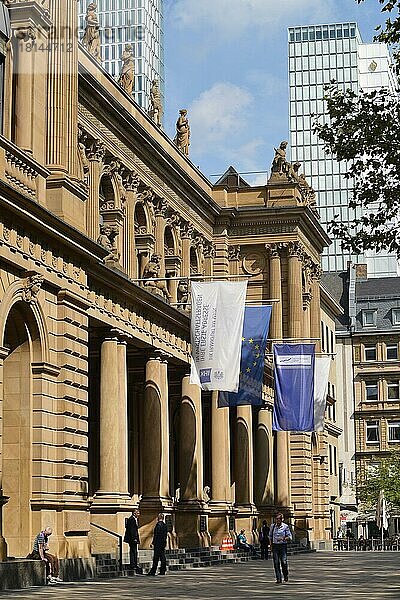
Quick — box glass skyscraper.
[78,0,164,110]
[288,23,398,275]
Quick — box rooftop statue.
[149,79,163,127]
[118,44,135,95]
[271,140,289,177]
[174,109,190,156]
[82,2,102,63]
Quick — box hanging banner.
[219,305,272,407]
[272,344,315,432]
[314,356,331,432]
[190,281,247,391]
[376,490,389,530]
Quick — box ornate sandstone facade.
[0,0,337,562]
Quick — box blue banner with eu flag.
[218,306,272,407]
[272,344,315,431]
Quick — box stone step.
[95,544,315,579]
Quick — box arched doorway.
[2,301,40,556]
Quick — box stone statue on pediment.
[97,224,120,264]
[143,254,171,300]
[149,79,163,127]
[118,44,135,95]
[177,279,190,311]
[174,109,190,156]
[271,141,289,177]
[82,2,102,63]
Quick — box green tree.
[357,449,400,509]
[313,1,400,256]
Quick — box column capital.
[287,241,304,259]
[265,242,286,258]
[137,185,156,204]
[148,350,169,363]
[310,263,323,282]
[181,221,194,240]
[14,26,37,42]
[87,139,106,162]
[228,245,241,261]
[153,196,168,218]
[123,170,141,192]
[203,241,215,259]
[109,328,133,343]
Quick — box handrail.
[91,522,123,573]
[333,536,400,552]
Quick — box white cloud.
[189,82,253,156]
[170,0,335,35]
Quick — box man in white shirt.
[269,513,292,584]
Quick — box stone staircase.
[94,543,314,578]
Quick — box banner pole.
[131,274,251,283]
[170,299,281,306]
[269,337,320,342]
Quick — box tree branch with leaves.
[313,0,400,256]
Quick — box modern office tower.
[78,0,164,110]
[288,23,398,276]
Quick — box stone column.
[176,376,205,547]
[123,172,140,279]
[140,354,171,545]
[0,347,9,560]
[47,0,79,177]
[154,197,168,277]
[303,300,311,340]
[288,243,313,530]
[13,28,36,153]
[179,376,203,502]
[235,405,254,508]
[46,0,86,231]
[95,335,130,501]
[9,3,51,161]
[267,244,291,508]
[86,140,105,240]
[204,243,215,277]
[117,341,129,497]
[288,242,304,340]
[181,222,193,277]
[255,406,274,509]
[310,266,322,353]
[209,391,231,543]
[210,391,231,504]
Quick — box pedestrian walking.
[269,513,292,584]
[147,513,168,576]
[124,509,143,574]
[259,520,270,559]
[337,527,344,551]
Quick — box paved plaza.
[1,552,399,599]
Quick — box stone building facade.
[0,0,335,561]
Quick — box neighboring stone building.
[325,265,400,534]
[0,1,337,564]
[320,285,343,536]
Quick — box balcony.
[0,134,49,203]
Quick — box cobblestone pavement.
[2,552,399,599]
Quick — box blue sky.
[162,0,387,184]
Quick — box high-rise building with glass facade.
[288,22,398,276]
[78,0,164,110]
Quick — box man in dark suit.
[147,513,168,576]
[124,509,143,574]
